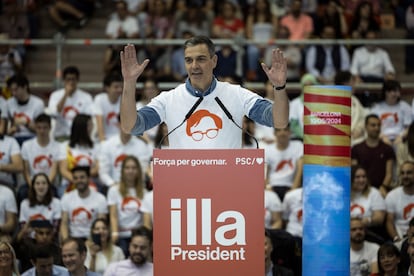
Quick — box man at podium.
[119,36,289,149]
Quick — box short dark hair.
[6,74,30,89]
[131,226,153,245]
[61,237,87,254]
[71,165,90,177]
[31,244,54,261]
[103,72,123,87]
[364,113,380,126]
[377,242,401,275]
[34,113,51,126]
[381,79,401,100]
[334,71,352,85]
[63,66,80,79]
[184,35,216,57]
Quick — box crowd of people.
[1,0,414,275]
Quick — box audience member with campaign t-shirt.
[265,189,282,229]
[60,166,108,241]
[282,187,303,238]
[47,66,93,140]
[0,185,17,240]
[107,156,151,257]
[18,173,61,239]
[0,134,23,187]
[93,73,123,143]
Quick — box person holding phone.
[84,218,125,274]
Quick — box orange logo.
[75,154,93,166]
[350,204,365,216]
[403,203,414,220]
[71,207,92,223]
[62,106,79,120]
[275,159,294,172]
[106,112,119,125]
[380,112,398,124]
[297,209,303,222]
[33,155,53,170]
[121,196,141,212]
[29,214,47,221]
[14,112,31,124]
[186,110,222,141]
[114,154,127,168]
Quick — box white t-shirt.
[106,15,139,38]
[61,190,108,238]
[282,188,303,237]
[107,185,146,237]
[350,241,379,276]
[351,187,385,219]
[19,197,61,223]
[265,140,303,187]
[47,88,93,138]
[264,190,282,228]
[0,185,17,225]
[99,135,153,186]
[21,138,66,177]
[385,186,414,237]
[350,46,395,78]
[93,92,121,140]
[140,190,153,220]
[0,96,8,119]
[370,101,412,141]
[147,82,263,149]
[0,135,21,185]
[6,95,45,137]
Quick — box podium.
[153,149,264,275]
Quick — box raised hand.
[120,44,150,82]
[260,48,287,87]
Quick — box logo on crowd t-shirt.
[71,207,92,224]
[29,214,47,221]
[350,204,365,217]
[121,196,141,212]
[403,203,414,220]
[297,209,303,222]
[275,159,294,172]
[114,154,127,168]
[380,112,399,124]
[33,155,53,171]
[63,106,79,120]
[106,112,119,126]
[14,112,31,125]
[186,110,222,142]
[75,155,93,166]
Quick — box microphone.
[157,97,204,148]
[214,97,259,149]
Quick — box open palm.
[120,44,150,82]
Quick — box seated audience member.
[61,238,101,276]
[0,185,17,241]
[0,241,20,276]
[108,156,151,257]
[93,73,123,143]
[18,173,61,240]
[350,30,395,83]
[84,218,125,274]
[405,4,414,74]
[136,79,160,143]
[13,220,62,273]
[20,113,66,203]
[396,217,414,273]
[0,132,23,187]
[0,33,23,83]
[60,166,108,241]
[282,187,303,238]
[371,242,407,276]
[313,0,348,38]
[265,125,303,200]
[174,2,211,38]
[405,234,414,275]
[279,0,314,41]
[385,161,414,243]
[370,80,412,147]
[106,0,139,39]
[265,229,294,276]
[351,114,396,196]
[334,71,366,146]
[171,31,192,82]
[1,96,8,135]
[350,165,386,242]
[395,121,414,168]
[47,66,93,141]
[48,0,93,33]
[59,114,101,196]
[348,1,380,39]
[103,44,122,76]
[21,244,67,276]
[6,74,44,146]
[350,217,379,275]
[265,187,283,230]
[103,227,153,276]
[305,25,350,84]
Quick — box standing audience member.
[84,218,125,274]
[0,132,23,187]
[370,80,412,147]
[60,166,108,241]
[94,73,123,143]
[18,173,61,240]
[385,161,414,243]
[372,242,406,276]
[107,156,151,257]
[0,241,20,276]
[47,66,93,141]
[0,185,17,241]
[351,114,396,196]
[21,244,67,276]
[350,217,379,276]
[61,238,101,276]
[350,30,395,83]
[103,227,153,276]
[6,74,44,146]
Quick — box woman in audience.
[0,241,20,276]
[85,218,125,274]
[395,121,414,167]
[17,173,61,240]
[107,155,151,256]
[59,113,101,195]
[372,242,406,276]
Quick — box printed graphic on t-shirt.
[186,110,223,142]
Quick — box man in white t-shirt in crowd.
[6,74,45,146]
[93,72,123,142]
[282,187,303,239]
[0,133,23,187]
[47,66,93,141]
[60,166,108,240]
[386,160,414,243]
[106,0,139,39]
[265,124,303,200]
[19,113,66,203]
[0,185,17,241]
[104,227,153,276]
[350,217,379,276]
[99,125,152,187]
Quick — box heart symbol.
[256,158,263,164]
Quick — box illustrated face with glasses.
[186,110,222,142]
